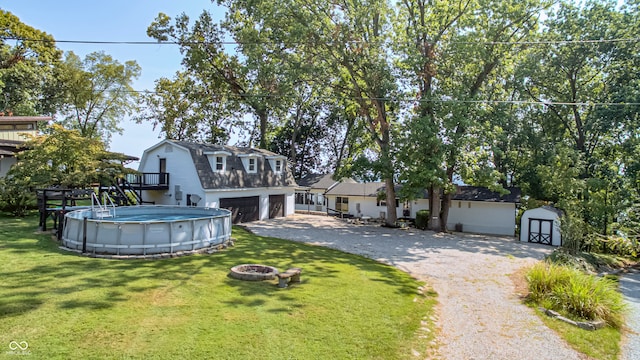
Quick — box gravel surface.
[620,269,640,360]
[244,214,585,360]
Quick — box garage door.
[220,196,259,224]
[269,194,285,219]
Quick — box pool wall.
[62,206,232,256]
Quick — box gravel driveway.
[244,214,585,360]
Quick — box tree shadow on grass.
[0,217,425,319]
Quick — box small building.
[519,205,563,246]
[0,115,51,177]
[137,140,298,224]
[324,182,521,236]
[295,174,353,213]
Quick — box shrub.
[527,262,626,328]
[415,209,429,230]
[0,177,36,217]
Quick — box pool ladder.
[91,192,116,219]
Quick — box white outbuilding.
[520,206,563,246]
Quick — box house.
[324,182,521,236]
[137,140,298,223]
[0,115,51,177]
[520,205,563,246]
[294,173,353,213]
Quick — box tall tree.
[136,71,240,144]
[0,10,63,115]
[147,11,291,148]
[56,51,140,144]
[395,0,546,231]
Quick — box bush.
[0,177,36,217]
[584,233,640,258]
[415,209,429,230]
[527,262,626,328]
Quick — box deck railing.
[125,172,170,187]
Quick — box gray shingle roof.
[170,140,297,190]
[325,182,521,203]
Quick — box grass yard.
[0,213,437,359]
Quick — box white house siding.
[447,201,516,236]
[325,195,404,219]
[0,157,16,177]
[520,207,562,246]
[138,143,204,206]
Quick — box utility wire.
[3,36,640,46]
[93,88,640,106]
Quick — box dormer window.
[238,154,261,174]
[215,156,224,171]
[266,155,286,174]
[204,150,231,173]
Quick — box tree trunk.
[429,186,441,230]
[384,176,398,226]
[440,192,452,232]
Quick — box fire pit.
[229,264,279,281]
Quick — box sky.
[4,0,223,167]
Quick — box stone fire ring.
[229,264,279,281]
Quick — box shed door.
[269,195,285,219]
[220,196,260,224]
[528,218,553,245]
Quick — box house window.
[336,196,349,212]
[0,124,13,130]
[275,160,282,172]
[15,123,34,130]
[205,151,231,173]
[215,156,224,171]
[377,198,400,207]
[248,158,256,173]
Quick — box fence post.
[82,217,88,253]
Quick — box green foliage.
[136,71,237,144]
[0,10,63,115]
[526,262,625,328]
[0,177,35,217]
[57,51,140,144]
[561,211,588,254]
[415,209,430,230]
[7,124,133,189]
[584,234,640,258]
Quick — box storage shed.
[520,206,563,246]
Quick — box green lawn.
[0,213,437,359]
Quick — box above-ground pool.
[62,206,232,256]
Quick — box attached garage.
[520,206,563,246]
[269,194,285,219]
[220,196,259,224]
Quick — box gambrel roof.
[150,140,297,190]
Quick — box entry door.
[159,158,167,184]
[269,194,285,219]
[528,218,553,245]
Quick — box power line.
[93,88,640,106]
[3,36,640,46]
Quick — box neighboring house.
[294,173,353,213]
[137,140,298,224]
[520,205,563,246]
[325,182,521,236]
[0,115,51,177]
